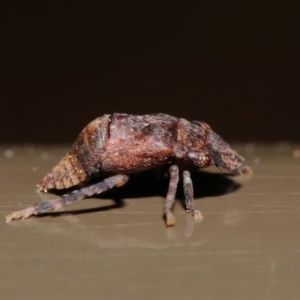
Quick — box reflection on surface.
[7,212,207,249]
[6,170,242,249]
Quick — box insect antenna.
[216,165,224,174]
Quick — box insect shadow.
[38,169,241,218]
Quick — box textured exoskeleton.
[6,113,244,226]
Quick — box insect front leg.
[183,170,203,220]
[164,165,179,226]
[6,174,129,222]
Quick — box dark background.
[1,1,299,143]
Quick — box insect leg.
[164,165,179,226]
[5,174,129,222]
[183,170,202,219]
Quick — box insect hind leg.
[6,174,129,222]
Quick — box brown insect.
[6,113,245,226]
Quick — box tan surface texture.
[1,144,300,300]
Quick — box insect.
[6,113,245,226]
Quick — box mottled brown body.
[39,113,243,191]
[6,113,245,225]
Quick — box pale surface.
[1,144,300,300]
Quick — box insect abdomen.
[100,113,178,173]
[39,115,111,191]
